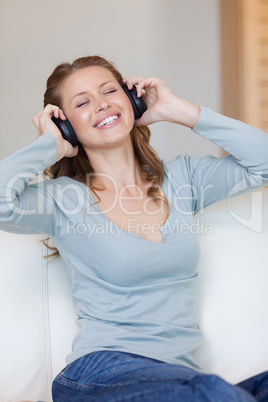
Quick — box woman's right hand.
[32,104,78,161]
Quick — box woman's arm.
[124,76,268,178]
[0,133,59,235]
[124,76,268,211]
[0,105,78,235]
[192,107,268,179]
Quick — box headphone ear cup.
[122,85,147,120]
[52,116,78,147]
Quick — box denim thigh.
[52,351,258,402]
[237,371,268,402]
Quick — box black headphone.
[122,84,147,120]
[52,85,147,147]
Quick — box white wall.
[0,0,221,161]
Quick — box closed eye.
[77,101,89,108]
[105,89,117,95]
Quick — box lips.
[94,113,121,128]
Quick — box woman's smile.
[94,113,121,129]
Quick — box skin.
[32,66,201,243]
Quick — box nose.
[95,96,110,113]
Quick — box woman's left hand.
[123,76,200,129]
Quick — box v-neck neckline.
[83,178,173,246]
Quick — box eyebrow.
[71,81,116,103]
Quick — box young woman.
[0,55,267,401]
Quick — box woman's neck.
[86,138,145,192]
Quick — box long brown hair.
[43,56,167,256]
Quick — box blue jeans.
[52,351,268,401]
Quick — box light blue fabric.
[1,107,268,371]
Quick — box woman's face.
[60,66,135,151]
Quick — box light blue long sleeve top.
[1,107,268,371]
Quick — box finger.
[44,104,57,117]
[123,77,144,90]
[59,109,66,120]
[44,104,64,119]
[135,78,157,96]
[136,80,148,97]
[123,77,149,98]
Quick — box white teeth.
[96,115,119,128]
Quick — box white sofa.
[0,190,268,402]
